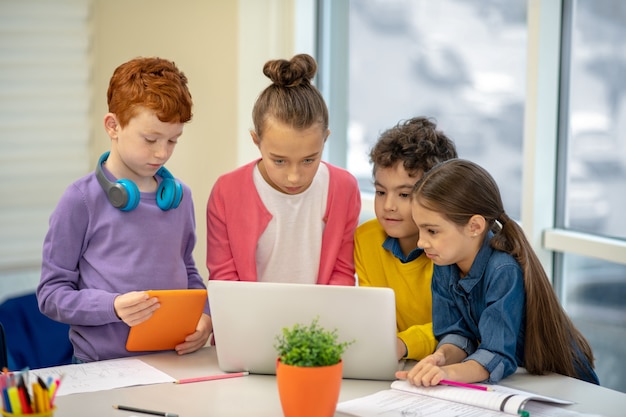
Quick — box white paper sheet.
[28,359,176,396]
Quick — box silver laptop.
[208,280,400,380]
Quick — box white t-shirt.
[253,163,329,283]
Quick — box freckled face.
[105,108,183,191]
[253,118,328,195]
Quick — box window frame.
[315,0,626,287]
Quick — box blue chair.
[0,292,73,370]
[0,322,8,370]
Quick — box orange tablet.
[125,289,208,352]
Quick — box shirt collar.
[382,236,423,263]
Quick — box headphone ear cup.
[116,179,140,211]
[96,151,141,212]
[156,178,183,210]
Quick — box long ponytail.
[413,159,595,381]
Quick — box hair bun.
[263,53,317,88]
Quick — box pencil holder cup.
[1,407,55,417]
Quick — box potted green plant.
[274,317,353,417]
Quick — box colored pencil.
[439,379,492,391]
[174,371,249,384]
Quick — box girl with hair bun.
[206,54,360,285]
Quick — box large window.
[557,0,626,392]
[318,0,626,393]
[562,1,626,238]
[347,0,527,220]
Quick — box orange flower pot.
[276,358,343,417]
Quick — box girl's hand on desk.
[403,362,448,387]
[175,313,212,355]
[114,291,160,326]
[395,351,447,385]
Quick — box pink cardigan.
[206,160,360,285]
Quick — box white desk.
[53,347,626,417]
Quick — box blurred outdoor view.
[563,0,626,393]
[343,0,626,392]
[347,0,527,219]
[566,1,626,239]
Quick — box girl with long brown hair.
[396,159,598,385]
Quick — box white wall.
[0,0,304,301]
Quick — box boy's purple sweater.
[37,168,207,362]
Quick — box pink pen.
[174,371,249,384]
[439,379,492,391]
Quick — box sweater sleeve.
[206,178,241,281]
[354,222,373,287]
[325,167,360,286]
[38,183,119,326]
[398,322,437,360]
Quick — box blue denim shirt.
[432,232,525,383]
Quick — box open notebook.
[337,379,575,416]
[207,280,400,380]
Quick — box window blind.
[0,0,91,296]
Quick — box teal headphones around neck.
[95,151,183,211]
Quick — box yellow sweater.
[354,219,436,360]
